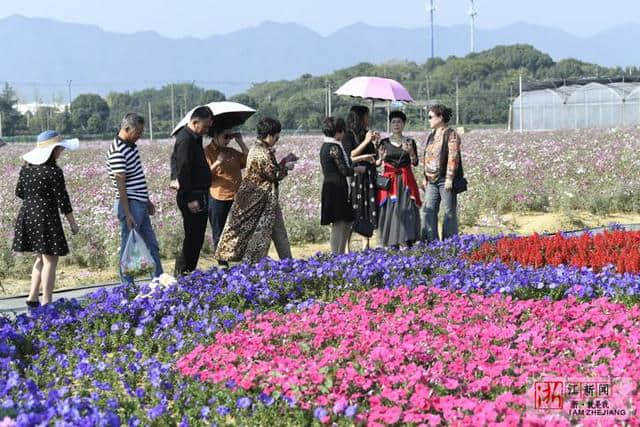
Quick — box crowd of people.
[12,103,465,307]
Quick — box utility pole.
[455,77,460,126]
[183,87,187,118]
[469,0,478,53]
[170,83,175,129]
[67,80,72,111]
[148,102,153,141]
[519,71,523,133]
[328,82,332,116]
[427,0,436,60]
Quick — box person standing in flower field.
[319,116,366,254]
[341,105,379,249]
[107,113,163,284]
[421,104,462,242]
[13,130,80,307]
[172,107,214,276]
[204,119,249,267]
[376,110,421,248]
[215,117,296,264]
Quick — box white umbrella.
[170,101,256,136]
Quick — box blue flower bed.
[2,232,640,425]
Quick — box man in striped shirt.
[107,112,163,283]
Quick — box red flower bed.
[467,231,640,273]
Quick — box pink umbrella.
[334,76,414,102]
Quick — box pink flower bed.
[177,287,640,426]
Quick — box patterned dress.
[215,141,289,264]
[342,131,378,237]
[13,163,73,256]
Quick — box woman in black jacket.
[341,106,379,249]
[320,117,366,254]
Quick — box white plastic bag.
[120,229,154,278]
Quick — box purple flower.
[236,397,252,410]
[313,407,328,420]
[258,393,274,406]
[216,405,230,416]
[147,403,166,419]
[345,405,358,418]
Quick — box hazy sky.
[1,0,638,38]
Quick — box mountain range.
[1,14,638,101]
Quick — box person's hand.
[70,223,79,235]
[169,180,180,191]
[125,214,137,230]
[364,130,375,144]
[401,140,411,152]
[354,165,367,174]
[444,180,453,192]
[378,145,387,159]
[187,200,201,213]
[362,154,376,164]
[147,201,156,216]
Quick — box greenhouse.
[512,79,640,131]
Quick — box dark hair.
[389,110,407,123]
[256,117,282,139]
[322,116,346,138]
[346,105,369,139]
[191,106,213,122]
[208,118,234,137]
[429,104,453,124]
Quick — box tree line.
[2,44,639,137]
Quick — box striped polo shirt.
[106,137,149,202]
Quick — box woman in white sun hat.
[13,130,80,308]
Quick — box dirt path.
[2,210,640,297]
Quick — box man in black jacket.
[171,106,213,276]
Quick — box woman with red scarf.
[376,111,421,247]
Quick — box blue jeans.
[115,199,163,284]
[208,196,233,253]
[421,178,458,242]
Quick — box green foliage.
[3,44,639,137]
[71,94,110,133]
[0,82,24,135]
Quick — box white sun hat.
[22,130,79,165]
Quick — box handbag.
[453,176,468,194]
[376,174,391,191]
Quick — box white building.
[16,103,68,115]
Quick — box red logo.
[535,381,564,409]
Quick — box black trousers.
[208,196,234,253]
[174,204,208,277]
